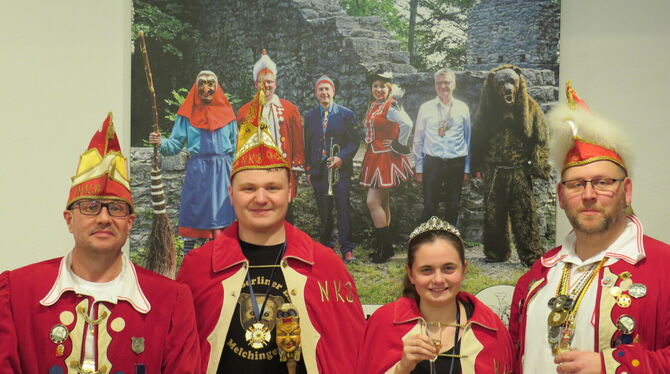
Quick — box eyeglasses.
[560,178,625,193]
[71,200,132,217]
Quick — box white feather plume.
[547,104,633,175]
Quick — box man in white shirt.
[413,68,471,225]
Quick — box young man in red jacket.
[0,114,200,374]
[179,87,365,373]
[510,85,670,374]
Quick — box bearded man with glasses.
[509,86,670,374]
[0,114,199,373]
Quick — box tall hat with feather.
[232,76,289,176]
[547,81,632,175]
[253,49,277,81]
[67,113,132,208]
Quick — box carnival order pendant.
[438,123,447,137]
[246,322,271,349]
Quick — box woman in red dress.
[360,71,414,262]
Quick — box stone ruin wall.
[466,0,560,73]
[129,0,560,251]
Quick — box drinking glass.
[423,320,442,374]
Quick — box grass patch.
[348,260,405,305]
[461,262,526,294]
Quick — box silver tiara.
[408,216,461,242]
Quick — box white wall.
[0,1,131,271]
[1,0,668,271]
[557,0,670,243]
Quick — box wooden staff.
[137,30,176,278]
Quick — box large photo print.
[128,0,561,309]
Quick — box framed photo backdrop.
[128,0,561,308]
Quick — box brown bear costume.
[471,64,550,266]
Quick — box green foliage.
[163,88,190,122]
[412,0,475,71]
[338,0,475,71]
[339,0,409,48]
[132,0,201,60]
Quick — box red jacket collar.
[211,221,315,273]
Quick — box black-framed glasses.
[560,178,625,193]
[71,200,132,217]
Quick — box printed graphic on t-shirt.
[219,273,306,373]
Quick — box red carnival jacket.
[0,257,200,374]
[177,222,365,374]
[510,216,670,374]
[356,293,515,374]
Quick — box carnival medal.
[246,322,272,349]
[438,120,448,137]
[243,242,287,350]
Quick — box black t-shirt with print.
[217,241,307,374]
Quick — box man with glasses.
[509,87,670,373]
[0,114,199,373]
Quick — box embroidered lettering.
[318,281,329,302]
[345,281,355,303]
[333,281,345,302]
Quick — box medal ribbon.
[439,300,463,374]
[549,257,608,353]
[559,257,608,320]
[246,242,287,324]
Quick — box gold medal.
[620,278,633,292]
[55,344,65,357]
[617,294,632,308]
[619,271,632,280]
[548,310,568,326]
[245,322,271,349]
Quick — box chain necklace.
[547,257,608,355]
[244,242,287,349]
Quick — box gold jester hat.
[231,80,289,175]
[67,113,132,207]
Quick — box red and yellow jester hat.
[67,113,132,208]
[231,80,289,176]
[547,81,631,174]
